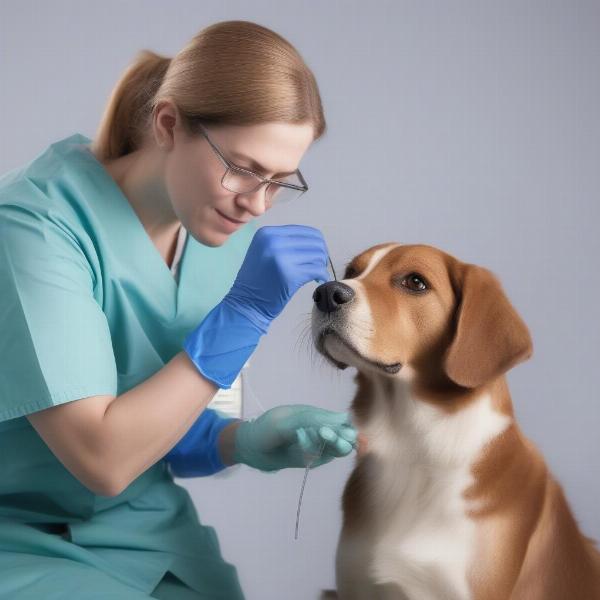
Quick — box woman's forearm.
[101,350,223,494]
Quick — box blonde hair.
[91,20,326,161]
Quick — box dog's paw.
[319,590,338,599]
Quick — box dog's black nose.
[313,281,355,313]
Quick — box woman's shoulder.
[0,133,91,192]
[0,133,98,241]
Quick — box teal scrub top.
[0,133,257,598]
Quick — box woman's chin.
[192,227,229,248]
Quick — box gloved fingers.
[252,406,359,468]
[279,406,353,431]
[338,425,358,445]
[296,438,336,469]
[296,428,316,460]
[320,424,358,452]
[256,433,351,472]
[296,427,310,450]
[296,426,343,463]
[301,263,334,286]
[298,423,353,458]
[268,225,329,254]
[317,426,354,457]
[270,231,328,253]
[252,441,308,471]
[264,224,326,241]
[279,240,329,284]
[305,427,322,451]
[267,233,329,275]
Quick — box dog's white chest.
[354,389,511,600]
[370,463,476,600]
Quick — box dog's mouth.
[316,326,402,375]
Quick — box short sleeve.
[0,204,118,423]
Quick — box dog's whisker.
[294,318,314,360]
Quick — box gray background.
[1,1,599,598]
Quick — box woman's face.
[156,104,315,247]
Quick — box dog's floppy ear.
[443,263,533,388]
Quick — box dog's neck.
[351,368,515,469]
[347,368,522,559]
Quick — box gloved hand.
[183,225,331,389]
[232,404,358,472]
[164,408,240,478]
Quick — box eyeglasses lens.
[222,169,305,204]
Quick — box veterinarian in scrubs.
[0,21,358,599]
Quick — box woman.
[0,20,358,599]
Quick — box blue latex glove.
[164,408,240,477]
[232,404,358,472]
[183,225,331,389]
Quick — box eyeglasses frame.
[196,122,309,199]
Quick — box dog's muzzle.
[312,281,402,375]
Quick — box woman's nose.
[235,185,270,216]
[312,281,355,314]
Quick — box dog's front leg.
[335,529,409,599]
[335,529,377,599]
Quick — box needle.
[328,255,338,282]
[293,254,342,540]
[295,439,326,540]
[294,435,359,540]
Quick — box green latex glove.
[232,405,358,472]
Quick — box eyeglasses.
[196,122,309,207]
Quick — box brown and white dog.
[313,242,600,600]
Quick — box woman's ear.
[443,263,533,388]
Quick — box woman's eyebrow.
[229,150,297,177]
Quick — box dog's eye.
[344,266,358,279]
[399,273,428,293]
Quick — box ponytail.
[92,50,171,161]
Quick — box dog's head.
[312,243,533,391]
